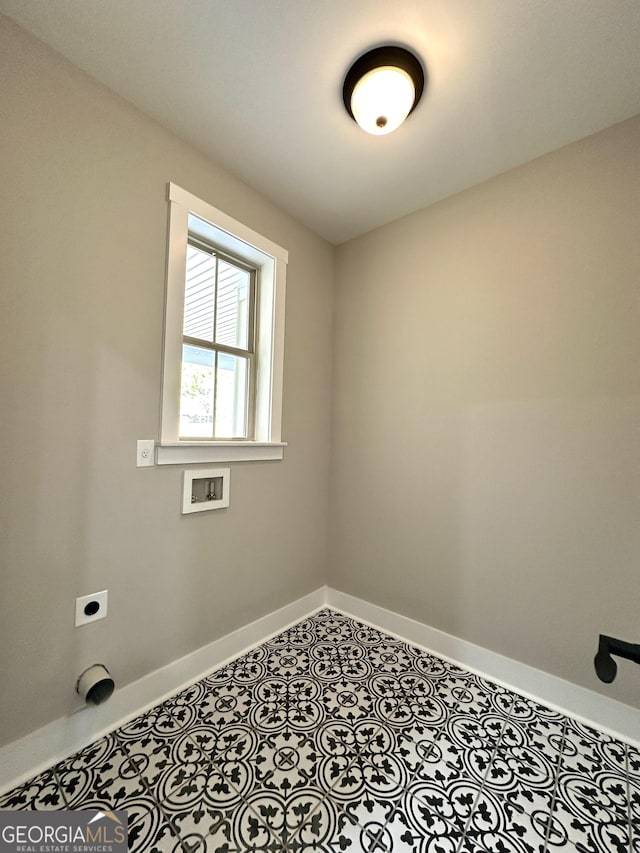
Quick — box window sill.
[156,441,286,465]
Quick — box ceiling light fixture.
[343,45,425,136]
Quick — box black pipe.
[594,634,640,683]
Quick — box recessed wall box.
[182,467,230,514]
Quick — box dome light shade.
[343,46,425,136]
[351,66,415,135]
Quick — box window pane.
[215,258,250,350]
[215,353,249,438]
[184,245,215,342]
[179,345,215,438]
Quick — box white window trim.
[158,183,287,465]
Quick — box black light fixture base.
[342,45,425,122]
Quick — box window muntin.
[179,240,256,440]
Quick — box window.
[181,239,256,440]
[158,183,288,464]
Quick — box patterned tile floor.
[1,609,639,852]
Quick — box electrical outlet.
[136,439,155,467]
[75,590,108,627]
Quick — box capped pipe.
[76,664,115,705]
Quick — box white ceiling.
[2,0,640,244]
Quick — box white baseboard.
[0,587,327,795]
[326,587,640,747]
[2,584,637,796]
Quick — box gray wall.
[331,115,640,710]
[0,16,334,746]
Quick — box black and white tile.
[0,769,66,811]
[0,608,636,853]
